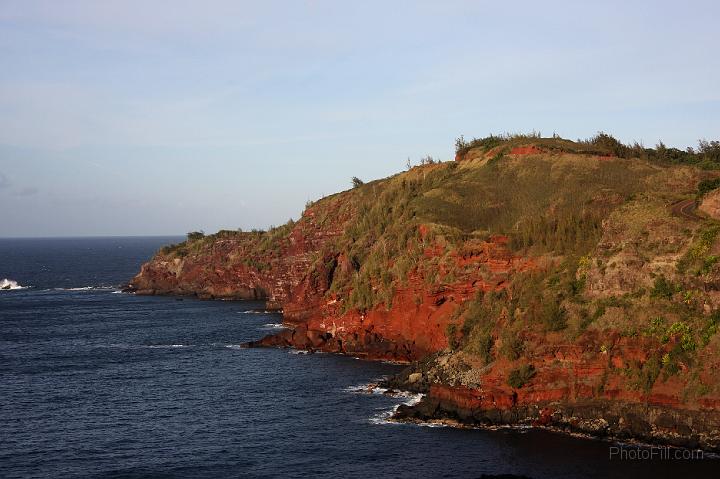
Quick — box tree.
[352,176,364,188]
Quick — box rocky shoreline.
[378,363,720,452]
[393,393,720,452]
[241,330,720,452]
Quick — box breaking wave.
[54,286,117,292]
[369,392,425,425]
[343,382,425,425]
[239,309,283,314]
[0,278,29,290]
[260,323,287,330]
[96,343,191,350]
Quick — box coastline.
[124,141,720,456]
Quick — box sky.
[0,0,719,237]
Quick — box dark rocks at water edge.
[393,393,720,452]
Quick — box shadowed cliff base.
[130,133,720,450]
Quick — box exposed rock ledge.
[389,382,720,451]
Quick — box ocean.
[0,237,716,478]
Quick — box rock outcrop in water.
[130,134,720,450]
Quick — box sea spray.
[0,278,28,290]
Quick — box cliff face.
[249,234,535,361]
[130,135,720,450]
[130,197,348,308]
[131,213,532,361]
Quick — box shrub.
[651,276,674,300]
[542,302,568,331]
[638,355,662,392]
[160,244,179,255]
[678,224,720,275]
[500,333,524,361]
[700,314,719,346]
[471,331,494,364]
[351,176,364,188]
[698,178,720,197]
[662,321,696,352]
[446,323,460,350]
[583,304,606,327]
[507,364,536,389]
[186,231,205,242]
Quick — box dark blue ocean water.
[0,237,717,478]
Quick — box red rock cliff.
[130,138,720,450]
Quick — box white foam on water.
[147,344,189,349]
[368,392,426,425]
[343,382,426,425]
[343,384,384,394]
[0,278,29,290]
[58,286,117,291]
[260,323,287,330]
[34,285,118,292]
[238,309,283,314]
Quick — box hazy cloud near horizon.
[1,0,719,237]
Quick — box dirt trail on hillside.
[671,198,702,220]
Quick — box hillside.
[129,133,720,450]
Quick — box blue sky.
[1,0,719,237]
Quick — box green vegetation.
[446,322,460,350]
[186,231,205,242]
[446,258,584,357]
[697,177,720,197]
[633,312,720,388]
[636,355,662,393]
[541,302,568,332]
[352,176,364,188]
[500,331,525,361]
[456,132,720,169]
[457,291,505,363]
[157,220,297,262]
[677,224,720,275]
[507,364,536,389]
[455,131,542,155]
[651,276,677,300]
